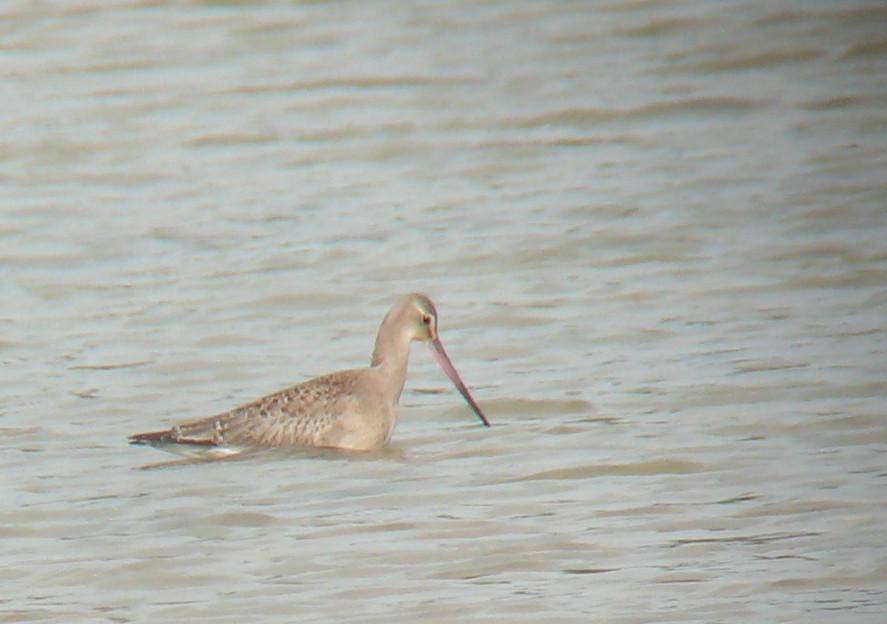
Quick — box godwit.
[128,293,490,458]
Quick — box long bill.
[427,338,491,427]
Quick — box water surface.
[1,1,885,622]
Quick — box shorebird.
[128,293,490,458]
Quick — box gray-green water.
[2,1,885,622]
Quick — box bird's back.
[128,367,393,457]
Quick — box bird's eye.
[422,315,432,326]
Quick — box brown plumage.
[128,293,490,458]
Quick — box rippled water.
[2,1,886,622]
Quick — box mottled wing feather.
[130,369,363,452]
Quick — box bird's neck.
[370,320,413,407]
